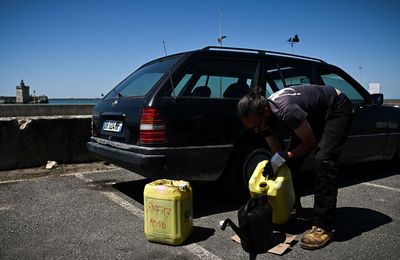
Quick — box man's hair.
[238,87,269,118]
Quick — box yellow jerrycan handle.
[249,160,270,197]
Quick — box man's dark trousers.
[290,93,354,231]
[313,93,354,231]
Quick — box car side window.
[266,63,313,91]
[319,72,364,104]
[265,82,274,97]
[173,59,259,99]
[173,74,192,96]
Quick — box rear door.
[165,55,261,175]
[261,59,318,142]
[170,56,261,146]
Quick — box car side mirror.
[371,93,384,106]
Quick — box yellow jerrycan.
[248,160,295,225]
[144,179,193,245]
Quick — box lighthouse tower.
[16,80,30,103]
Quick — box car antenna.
[163,40,168,56]
[163,40,177,98]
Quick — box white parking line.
[0,179,27,184]
[101,191,144,219]
[362,182,400,193]
[0,169,112,185]
[73,172,222,260]
[184,243,222,260]
[74,172,93,182]
[0,206,11,211]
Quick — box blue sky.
[1,0,399,98]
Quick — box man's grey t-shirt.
[267,85,337,132]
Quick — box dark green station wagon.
[87,46,400,195]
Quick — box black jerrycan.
[221,196,273,255]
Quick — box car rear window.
[104,56,181,99]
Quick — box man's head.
[238,87,271,133]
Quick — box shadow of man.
[335,207,392,241]
[282,206,392,242]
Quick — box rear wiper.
[117,92,123,98]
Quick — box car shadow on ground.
[112,160,398,219]
[295,160,399,198]
[113,179,150,205]
[111,160,396,244]
[339,160,399,185]
[113,180,242,218]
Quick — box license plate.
[102,120,123,133]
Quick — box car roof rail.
[202,46,326,63]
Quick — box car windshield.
[104,56,181,99]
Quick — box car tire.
[221,142,271,203]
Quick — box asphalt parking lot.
[1,161,399,259]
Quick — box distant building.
[368,82,381,94]
[0,80,48,104]
[0,96,16,104]
[16,80,30,103]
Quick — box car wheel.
[243,148,272,185]
[221,143,271,203]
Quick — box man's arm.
[287,119,317,159]
[265,134,282,154]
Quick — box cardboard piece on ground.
[231,234,241,243]
[284,234,298,244]
[268,243,291,255]
[230,233,297,256]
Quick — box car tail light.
[91,117,98,137]
[139,107,167,144]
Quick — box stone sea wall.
[0,104,94,117]
[0,104,98,170]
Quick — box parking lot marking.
[184,244,222,260]
[0,169,115,185]
[74,172,93,182]
[0,179,27,184]
[362,182,400,193]
[0,205,11,211]
[101,191,144,219]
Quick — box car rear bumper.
[87,137,232,181]
[87,141,166,175]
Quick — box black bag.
[221,196,273,254]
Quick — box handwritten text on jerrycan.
[148,202,171,229]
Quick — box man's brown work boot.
[300,226,333,250]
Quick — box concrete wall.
[0,104,95,117]
[0,116,97,170]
